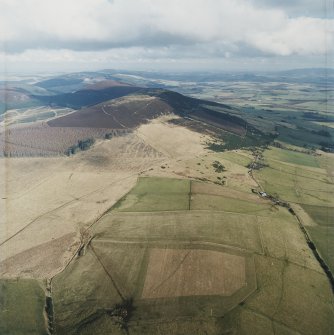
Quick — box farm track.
[101,106,127,128]
[92,238,255,256]
[272,251,288,319]
[108,208,280,219]
[0,198,79,247]
[249,151,334,293]
[90,243,125,300]
[148,250,192,296]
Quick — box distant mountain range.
[1,67,331,114]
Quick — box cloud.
[249,17,332,56]
[248,0,333,19]
[0,0,333,70]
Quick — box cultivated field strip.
[0,123,128,156]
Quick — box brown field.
[0,123,121,156]
[141,248,246,299]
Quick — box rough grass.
[0,279,47,335]
[129,177,190,194]
[52,248,124,335]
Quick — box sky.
[0,0,333,73]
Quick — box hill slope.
[46,87,248,136]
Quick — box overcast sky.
[1,0,333,73]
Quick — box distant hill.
[34,78,84,89]
[83,80,131,90]
[47,87,247,136]
[34,86,143,109]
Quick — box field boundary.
[250,151,334,293]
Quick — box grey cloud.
[3,30,197,53]
[249,0,333,18]
[0,0,332,73]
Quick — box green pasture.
[244,255,334,335]
[114,177,190,212]
[307,226,334,274]
[97,211,263,253]
[218,150,253,167]
[255,165,334,206]
[264,147,320,167]
[190,193,279,217]
[301,204,334,227]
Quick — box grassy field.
[97,211,263,253]
[301,204,334,226]
[257,168,334,205]
[113,177,290,218]
[2,173,333,335]
[141,248,246,298]
[1,174,330,335]
[264,147,320,167]
[191,193,279,216]
[0,279,47,335]
[244,255,334,335]
[114,177,191,211]
[53,238,257,334]
[256,147,334,276]
[218,150,253,167]
[306,226,334,274]
[49,177,334,334]
[255,149,334,206]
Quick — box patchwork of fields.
[255,147,334,275]
[1,115,333,334]
[1,168,334,334]
[43,177,333,334]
